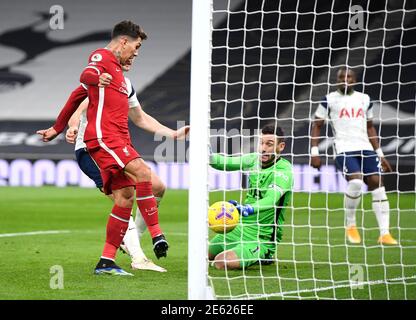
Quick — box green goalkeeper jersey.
[210,153,293,244]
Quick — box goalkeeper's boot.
[346,226,361,244]
[152,234,169,259]
[94,258,133,276]
[378,233,398,245]
[131,257,167,272]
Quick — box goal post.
[188,0,416,300]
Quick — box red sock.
[136,181,162,238]
[101,205,131,260]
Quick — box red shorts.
[86,138,140,195]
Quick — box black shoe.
[152,234,169,259]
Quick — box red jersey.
[81,48,131,143]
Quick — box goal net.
[188,0,416,300]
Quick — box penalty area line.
[0,230,71,238]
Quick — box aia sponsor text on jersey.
[339,107,365,118]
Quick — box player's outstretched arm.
[172,125,190,140]
[65,98,88,144]
[36,127,59,142]
[310,117,324,169]
[128,105,189,140]
[367,120,393,172]
[36,85,88,142]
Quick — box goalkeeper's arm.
[249,184,287,214]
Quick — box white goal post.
[187,0,213,300]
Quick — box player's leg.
[75,148,104,190]
[213,250,241,270]
[208,233,226,261]
[135,171,166,243]
[122,172,167,271]
[95,185,135,276]
[76,147,158,270]
[210,228,241,269]
[363,151,397,244]
[336,152,363,243]
[124,157,168,259]
[213,241,269,270]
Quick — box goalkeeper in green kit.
[209,124,293,270]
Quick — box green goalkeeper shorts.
[209,228,275,268]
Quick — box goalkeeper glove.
[228,200,254,217]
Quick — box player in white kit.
[310,67,397,245]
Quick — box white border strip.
[95,87,125,168]
[137,195,154,200]
[110,213,130,223]
[188,0,213,300]
[85,66,101,74]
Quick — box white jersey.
[314,90,374,154]
[75,77,141,151]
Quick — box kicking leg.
[124,158,168,259]
[95,187,134,276]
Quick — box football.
[208,201,239,233]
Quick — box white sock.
[122,215,146,261]
[135,208,147,239]
[135,197,162,239]
[372,186,390,236]
[344,179,363,227]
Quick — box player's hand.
[65,126,79,144]
[310,156,321,169]
[228,200,254,217]
[173,125,190,140]
[36,127,58,142]
[380,157,393,172]
[98,73,112,87]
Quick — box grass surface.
[0,187,415,299]
[209,191,416,299]
[0,187,187,300]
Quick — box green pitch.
[0,187,415,299]
[0,187,188,300]
[209,191,416,300]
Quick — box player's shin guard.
[372,186,390,236]
[345,179,364,226]
[102,205,131,260]
[136,182,162,238]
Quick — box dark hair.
[261,124,285,142]
[112,20,147,40]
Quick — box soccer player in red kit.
[38,21,168,275]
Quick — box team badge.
[91,53,102,62]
